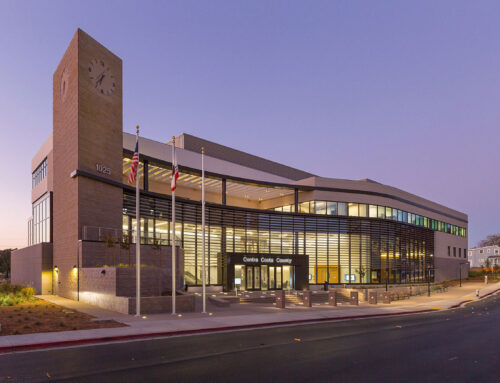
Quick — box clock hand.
[95,73,105,87]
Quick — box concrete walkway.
[1,281,499,350]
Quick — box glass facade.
[123,190,434,287]
[274,200,466,238]
[30,193,51,245]
[32,158,48,189]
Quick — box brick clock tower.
[53,29,123,299]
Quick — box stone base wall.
[128,295,195,314]
[78,266,195,314]
[78,290,194,314]
[79,265,184,298]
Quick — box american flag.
[171,146,179,191]
[128,139,139,184]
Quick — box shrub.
[21,287,36,297]
[1,296,14,306]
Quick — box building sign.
[96,163,111,175]
[242,256,293,265]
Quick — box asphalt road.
[1,293,499,383]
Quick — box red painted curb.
[0,308,436,354]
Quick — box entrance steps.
[285,294,303,305]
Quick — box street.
[0,292,499,383]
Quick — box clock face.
[60,68,69,102]
[88,59,116,96]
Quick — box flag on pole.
[134,126,141,317]
[128,139,139,184]
[171,144,179,191]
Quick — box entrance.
[227,253,308,292]
[235,264,294,291]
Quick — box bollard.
[350,291,359,306]
[303,290,312,307]
[382,292,391,304]
[485,275,488,285]
[369,291,377,304]
[275,290,285,308]
[476,289,480,298]
[328,290,337,306]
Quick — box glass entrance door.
[244,266,261,290]
[235,264,295,291]
[276,266,282,289]
[269,266,275,289]
[246,266,253,290]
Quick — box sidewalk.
[1,281,499,352]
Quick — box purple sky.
[1,1,498,249]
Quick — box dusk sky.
[1,0,499,249]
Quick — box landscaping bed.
[0,285,126,336]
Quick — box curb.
[449,287,500,309]
[0,308,436,354]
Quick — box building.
[11,30,469,312]
[468,246,500,268]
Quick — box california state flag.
[171,149,179,191]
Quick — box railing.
[82,226,175,246]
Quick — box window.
[448,246,451,257]
[267,200,467,239]
[315,201,326,215]
[31,193,51,245]
[327,202,338,215]
[377,206,385,219]
[299,202,310,214]
[386,207,393,220]
[464,249,467,258]
[453,247,456,257]
[391,208,397,220]
[348,203,359,217]
[359,204,367,217]
[309,201,315,214]
[459,248,462,257]
[338,202,347,216]
[480,250,484,254]
[32,158,48,189]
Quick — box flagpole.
[201,147,207,314]
[171,136,176,315]
[135,125,141,317]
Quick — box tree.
[478,234,500,247]
[483,258,491,272]
[0,249,12,278]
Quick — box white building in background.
[468,245,500,268]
